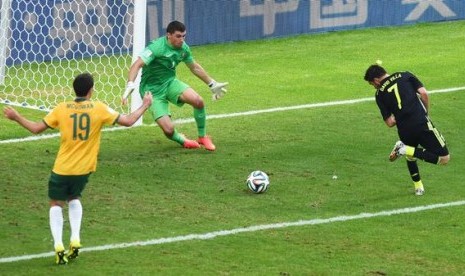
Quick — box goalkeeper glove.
[208,80,228,100]
[122,81,137,105]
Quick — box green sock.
[194,107,206,137]
[170,130,185,145]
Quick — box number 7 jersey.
[375,71,428,130]
[43,98,120,175]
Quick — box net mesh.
[0,0,134,113]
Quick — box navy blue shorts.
[398,119,449,157]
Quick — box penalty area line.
[1,86,464,145]
[1,200,465,263]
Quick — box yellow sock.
[55,244,65,252]
[414,180,424,190]
[405,146,415,158]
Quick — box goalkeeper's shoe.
[198,136,216,151]
[55,245,68,265]
[183,139,200,149]
[389,141,406,162]
[179,133,200,149]
[67,240,81,260]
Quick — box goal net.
[0,0,143,114]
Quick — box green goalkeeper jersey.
[139,36,194,89]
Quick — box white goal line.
[1,200,465,263]
[1,86,464,145]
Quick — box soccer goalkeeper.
[122,20,228,151]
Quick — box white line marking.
[2,86,464,145]
[1,200,465,263]
[1,86,464,263]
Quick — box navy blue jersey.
[375,71,427,130]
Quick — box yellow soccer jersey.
[43,99,120,175]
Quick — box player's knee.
[193,96,204,109]
[438,154,450,165]
[49,200,65,207]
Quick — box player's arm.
[376,96,396,127]
[122,57,146,105]
[185,61,228,100]
[417,87,429,113]
[384,115,396,128]
[408,72,429,113]
[185,61,212,84]
[117,92,153,127]
[127,57,145,83]
[3,106,48,134]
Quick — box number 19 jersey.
[43,98,119,175]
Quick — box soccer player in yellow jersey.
[3,73,152,264]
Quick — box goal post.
[0,0,145,118]
[130,0,146,126]
[0,0,11,85]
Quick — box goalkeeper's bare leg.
[156,116,200,149]
[179,88,216,151]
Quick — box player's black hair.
[73,73,94,97]
[166,20,186,34]
[364,65,387,82]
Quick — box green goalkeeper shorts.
[141,78,190,121]
[48,172,90,201]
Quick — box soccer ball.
[246,170,270,193]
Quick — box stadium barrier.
[0,0,463,112]
[3,0,465,66]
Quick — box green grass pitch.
[1,20,465,274]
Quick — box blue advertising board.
[175,0,465,44]
[6,0,465,65]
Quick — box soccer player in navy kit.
[364,64,450,195]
